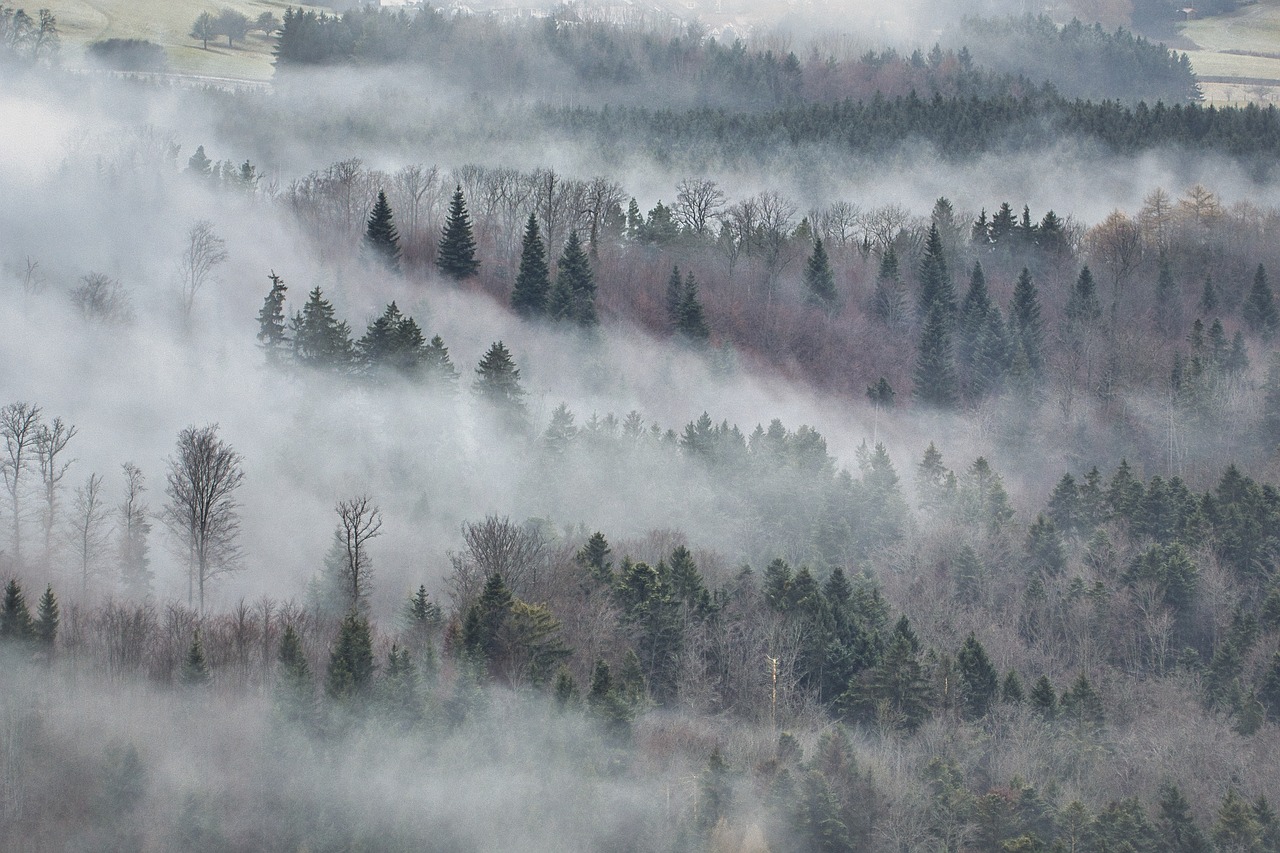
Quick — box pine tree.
[326,611,374,701]
[872,247,906,327]
[698,747,732,834]
[0,579,34,641]
[913,304,960,408]
[291,287,354,371]
[436,185,479,281]
[423,335,460,392]
[1029,675,1056,719]
[1215,788,1263,853]
[1156,780,1212,853]
[1002,670,1025,703]
[958,262,992,373]
[363,189,401,272]
[917,222,954,318]
[511,213,550,319]
[186,145,213,177]
[676,272,710,343]
[556,230,596,327]
[473,341,528,431]
[804,238,838,313]
[180,631,210,687]
[957,633,999,718]
[1010,268,1045,379]
[1066,265,1103,326]
[274,623,314,725]
[1026,514,1066,575]
[1245,263,1279,338]
[35,585,57,648]
[256,271,289,362]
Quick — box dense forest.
[5,3,1280,852]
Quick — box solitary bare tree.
[1,401,43,566]
[335,495,382,612]
[36,416,76,565]
[69,472,111,596]
[163,425,244,614]
[118,462,152,600]
[178,220,228,322]
[448,515,547,608]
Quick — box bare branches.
[36,416,76,565]
[69,473,111,597]
[163,425,244,614]
[448,515,547,608]
[1,401,42,566]
[335,495,382,612]
[178,220,228,322]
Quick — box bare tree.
[69,472,111,596]
[335,495,382,612]
[71,272,133,324]
[118,462,152,600]
[178,220,228,321]
[163,425,245,614]
[21,256,43,296]
[674,177,726,239]
[1,401,42,567]
[35,416,76,566]
[448,515,547,608]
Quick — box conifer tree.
[957,633,999,718]
[804,237,838,313]
[274,623,314,726]
[363,189,401,272]
[1155,252,1180,334]
[423,335,460,392]
[577,532,614,584]
[326,611,374,701]
[676,271,710,343]
[1245,263,1279,338]
[1215,788,1263,853]
[1199,275,1218,314]
[473,341,528,431]
[186,144,213,176]
[511,213,550,319]
[1002,670,1025,703]
[665,265,684,330]
[256,271,289,362]
[913,304,960,408]
[35,584,57,648]
[0,579,34,641]
[958,261,992,373]
[1066,265,1102,326]
[917,222,954,318]
[1029,675,1057,719]
[1026,514,1066,575]
[436,185,479,281]
[1010,267,1045,379]
[556,230,596,327]
[872,246,907,327]
[291,287,354,371]
[180,631,210,686]
[1156,780,1212,853]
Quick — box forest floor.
[1180,0,1280,103]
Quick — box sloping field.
[41,0,328,80]
[1181,0,1280,103]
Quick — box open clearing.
[1180,0,1280,102]
[39,0,328,80]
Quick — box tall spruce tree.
[917,222,954,318]
[363,189,401,272]
[0,579,34,641]
[958,262,992,372]
[804,237,838,313]
[291,287,354,371]
[1245,263,1279,338]
[436,185,480,281]
[511,213,550,319]
[473,341,528,431]
[326,611,374,701]
[913,304,960,408]
[676,271,710,343]
[1010,267,1045,380]
[1066,265,1102,326]
[957,633,999,718]
[256,271,289,362]
[35,585,58,648]
[556,230,596,327]
[180,631,210,687]
[872,246,907,327]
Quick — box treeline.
[272,7,1197,107]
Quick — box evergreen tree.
[423,335,460,392]
[274,623,314,726]
[180,631,210,687]
[576,531,614,585]
[956,633,999,718]
[1155,251,1180,334]
[804,238,838,313]
[1200,275,1218,314]
[472,341,528,431]
[1215,788,1263,853]
[363,189,401,272]
[676,271,710,343]
[0,579,34,641]
[35,585,57,648]
[1002,669,1025,703]
[186,144,212,176]
[913,304,960,408]
[1066,265,1103,326]
[872,246,907,327]
[555,230,597,327]
[1156,780,1212,853]
[1246,263,1280,338]
[1060,672,1105,732]
[972,306,1012,397]
[917,222,954,318]
[326,611,374,701]
[256,271,289,362]
[867,377,895,409]
[436,185,479,281]
[664,265,684,330]
[698,747,733,834]
[958,261,992,373]
[291,287,354,371]
[1026,514,1066,575]
[1010,267,1045,379]
[511,213,550,319]
[1029,675,1057,719]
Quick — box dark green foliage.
[847,629,932,732]
[956,633,998,718]
[697,747,732,834]
[1029,675,1056,720]
[866,377,894,409]
[291,287,354,371]
[1002,669,1024,703]
[1245,264,1279,338]
[1155,251,1179,334]
[180,631,210,687]
[958,262,991,378]
[436,185,479,280]
[511,213,550,319]
[256,271,289,362]
[587,659,632,741]
[577,532,613,584]
[1048,473,1082,538]
[917,223,954,318]
[87,38,166,71]
[423,335,460,391]
[1009,267,1044,380]
[274,624,314,725]
[1262,353,1280,451]
[326,611,374,701]
[187,145,212,176]
[1025,514,1065,576]
[1124,543,1198,614]
[554,230,596,327]
[612,558,683,703]
[1200,275,1219,314]
[1258,651,1280,721]
[0,579,34,641]
[472,341,528,430]
[913,304,959,408]
[1216,788,1263,853]
[804,238,838,313]
[35,585,57,648]
[1060,672,1104,731]
[553,665,578,710]
[357,302,431,379]
[1091,798,1157,853]
[1067,265,1102,326]
[363,189,401,272]
[675,272,710,343]
[380,644,420,724]
[872,247,906,327]
[1156,780,1212,853]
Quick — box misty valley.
[5,2,1280,851]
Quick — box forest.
[3,2,1280,852]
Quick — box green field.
[1180,0,1280,103]
[42,0,329,80]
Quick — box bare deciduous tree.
[1,401,42,567]
[69,472,111,596]
[448,515,547,608]
[178,220,228,321]
[335,495,382,612]
[163,424,244,614]
[35,416,76,565]
[674,177,726,239]
[71,272,133,324]
[118,462,152,600]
